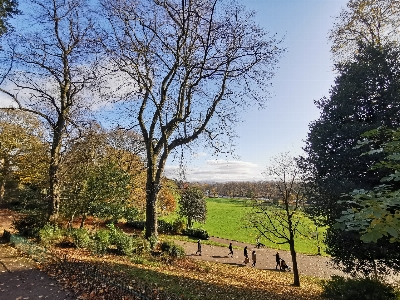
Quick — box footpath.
[175,237,346,279]
[0,240,75,300]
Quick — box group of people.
[196,239,290,271]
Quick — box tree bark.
[48,119,64,223]
[0,158,9,205]
[289,238,300,287]
[145,179,159,239]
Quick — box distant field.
[161,197,326,255]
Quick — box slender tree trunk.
[372,259,378,280]
[80,213,87,228]
[145,179,159,239]
[289,235,300,286]
[0,158,9,205]
[48,121,64,223]
[188,217,192,228]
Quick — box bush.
[115,233,134,256]
[160,241,185,259]
[321,276,400,300]
[126,220,145,230]
[38,224,63,246]
[183,228,209,240]
[107,224,134,256]
[172,218,186,234]
[13,213,48,237]
[70,228,91,249]
[158,220,174,233]
[148,234,158,250]
[132,237,150,254]
[93,229,111,255]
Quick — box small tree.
[248,152,307,287]
[179,186,207,228]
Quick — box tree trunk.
[48,122,64,223]
[289,239,300,286]
[188,217,192,228]
[80,213,87,229]
[145,180,159,239]
[0,176,5,205]
[0,158,9,205]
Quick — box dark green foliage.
[160,241,185,259]
[92,229,111,255]
[126,220,145,230]
[0,0,19,35]
[183,228,209,240]
[172,218,186,234]
[107,224,134,256]
[321,276,400,300]
[38,224,63,246]
[70,228,91,249]
[178,186,207,228]
[13,212,48,237]
[301,43,400,274]
[158,220,174,233]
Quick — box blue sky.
[0,0,348,183]
[165,0,348,182]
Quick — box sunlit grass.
[162,197,327,255]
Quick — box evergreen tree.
[301,43,400,275]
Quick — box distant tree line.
[193,181,278,200]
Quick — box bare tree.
[0,0,101,221]
[247,153,307,287]
[101,0,284,238]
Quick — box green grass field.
[162,197,326,255]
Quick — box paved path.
[175,237,347,279]
[0,207,75,300]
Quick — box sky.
[165,0,349,182]
[0,0,349,183]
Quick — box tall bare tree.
[0,0,101,221]
[101,0,284,238]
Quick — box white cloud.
[164,159,264,182]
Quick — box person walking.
[251,250,256,267]
[228,242,233,257]
[275,252,280,269]
[243,246,249,264]
[195,239,202,256]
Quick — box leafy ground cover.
[162,197,326,255]
[45,247,325,300]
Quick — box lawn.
[163,197,326,255]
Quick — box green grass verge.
[162,197,327,255]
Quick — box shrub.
[148,234,158,250]
[13,213,48,237]
[107,223,134,256]
[321,276,400,300]
[183,228,209,240]
[93,229,111,255]
[172,218,186,234]
[38,224,63,246]
[160,241,185,259]
[126,220,145,230]
[132,237,150,254]
[114,232,134,256]
[158,220,174,233]
[70,228,91,249]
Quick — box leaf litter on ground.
[40,247,325,300]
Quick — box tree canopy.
[301,43,400,275]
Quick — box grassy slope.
[163,197,326,255]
